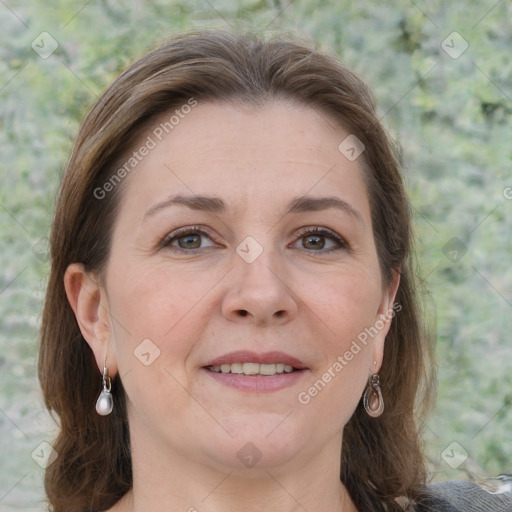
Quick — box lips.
[203,350,307,370]
[206,362,295,376]
[201,350,308,392]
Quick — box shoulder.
[421,479,512,512]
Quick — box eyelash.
[294,226,349,253]
[160,225,349,253]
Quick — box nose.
[221,252,298,326]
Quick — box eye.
[292,227,349,252]
[160,226,348,253]
[161,226,218,252]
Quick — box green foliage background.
[0,0,510,510]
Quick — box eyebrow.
[286,196,363,223]
[143,194,364,224]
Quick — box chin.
[198,414,311,472]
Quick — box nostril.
[238,310,249,317]
[274,310,285,318]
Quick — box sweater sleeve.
[427,480,512,512]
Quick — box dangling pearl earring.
[95,362,113,416]
[363,373,384,418]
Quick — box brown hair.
[39,30,435,511]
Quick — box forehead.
[115,101,370,222]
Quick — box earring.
[95,362,113,416]
[363,374,384,418]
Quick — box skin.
[65,101,399,512]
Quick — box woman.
[38,30,511,511]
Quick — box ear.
[370,269,401,373]
[64,263,118,377]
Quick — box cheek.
[309,264,383,345]
[105,263,214,429]
[105,262,218,388]
[108,259,223,338]
[295,267,382,417]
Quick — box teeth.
[230,363,243,374]
[207,362,297,375]
[243,362,260,375]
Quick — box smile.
[205,362,297,376]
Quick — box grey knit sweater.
[421,480,512,511]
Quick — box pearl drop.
[95,390,113,416]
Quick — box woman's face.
[97,101,397,473]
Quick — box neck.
[113,429,357,512]
[119,472,355,512]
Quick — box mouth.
[201,351,308,392]
[205,362,300,376]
